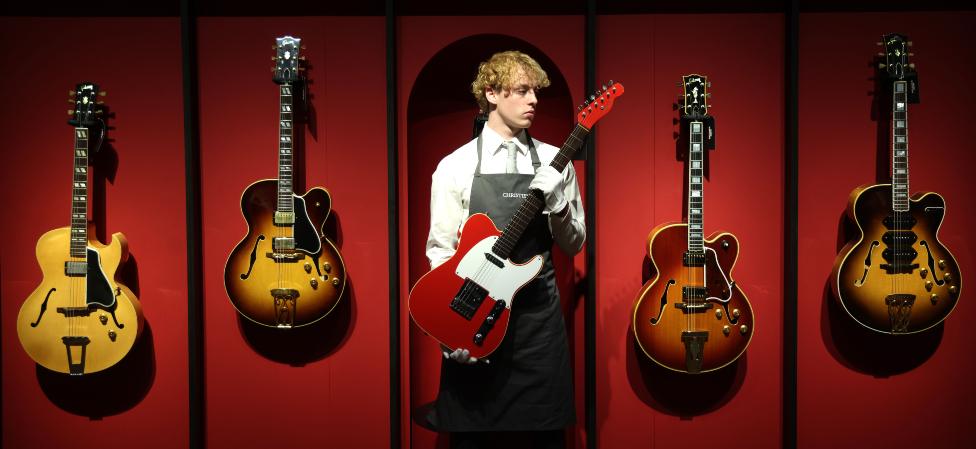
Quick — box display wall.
[797,12,976,449]
[596,13,785,449]
[396,16,587,449]
[2,6,975,449]
[0,17,189,449]
[196,17,389,449]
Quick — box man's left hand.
[529,166,567,214]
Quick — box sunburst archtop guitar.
[832,34,961,334]
[224,36,347,328]
[632,75,753,373]
[16,83,144,375]
[409,81,624,359]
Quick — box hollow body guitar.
[832,34,960,334]
[16,83,143,375]
[223,36,346,328]
[632,75,753,373]
[409,82,624,359]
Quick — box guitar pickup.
[64,261,87,276]
[274,211,295,225]
[485,253,504,268]
[272,237,295,251]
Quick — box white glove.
[529,166,567,213]
[441,346,488,365]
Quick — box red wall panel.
[596,14,785,449]
[196,17,389,449]
[396,16,587,449]
[0,18,189,449]
[797,12,976,449]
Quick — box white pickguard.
[455,236,544,308]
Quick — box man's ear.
[485,85,501,106]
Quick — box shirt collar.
[483,126,529,156]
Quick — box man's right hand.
[442,347,489,365]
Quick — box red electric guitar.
[409,81,624,359]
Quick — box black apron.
[429,132,575,432]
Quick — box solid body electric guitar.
[224,36,347,328]
[632,75,753,373]
[16,84,144,375]
[409,82,625,359]
[832,34,960,334]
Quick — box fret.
[277,83,295,213]
[687,121,705,254]
[69,126,90,257]
[891,81,909,212]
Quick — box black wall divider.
[387,1,402,448]
[784,1,800,449]
[584,1,597,448]
[179,1,204,448]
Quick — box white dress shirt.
[425,126,586,268]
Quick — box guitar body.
[833,183,961,333]
[16,225,143,374]
[633,223,753,373]
[409,213,543,359]
[224,179,346,327]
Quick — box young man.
[425,50,585,448]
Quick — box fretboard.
[687,121,704,254]
[891,80,909,212]
[278,83,295,212]
[70,127,90,258]
[491,124,589,259]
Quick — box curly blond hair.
[471,50,550,113]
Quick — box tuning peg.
[95,110,103,115]
[706,82,712,87]
[908,63,915,69]
[877,52,884,57]
[908,53,915,56]
[272,56,277,61]
[68,90,76,96]
[96,101,104,105]
[676,82,682,87]
[879,63,887,68]
[299,56,307,61]
[876,41,882,46]
[273,44,278,50]
[907,41,913,47]
[609,79,615,85]
[99,91,106,97]
[301,45,307,50]
[298,67,306,71]
[68,99,75,103]
[705,93,712,98]
[589,94,596,101]
[68,109,74,115]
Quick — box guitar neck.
[278,83,295,212]
[491,124,589,259]
[70,127,90,258]
[687,120,705,254]
[891,80,909,212]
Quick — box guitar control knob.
[310,279,318,288]
[722,240,730,249]
[732,309,740,318]
[715,309,723,320]
[99,314,108,325]
[740,325,749,335]
[304,263,312,273]
[323,262,332,273]
[723,325,731,336]
[939,259,946,269]
[944,273,952,283]
[949,286,958,295]
[925,280,933,291]
[930,293,938,303]
[920,268,928,278]
[108,330,117,341]
[332,278,340,287]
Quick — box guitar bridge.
[62,336,91,375]
[681,331,708,374]
[885,294,916,333]
[450,279,488,321]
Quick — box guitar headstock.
[577,81,625,130]
[273,36,306,84]
[68,82,104,127]
[879,33,915,81]
[680,74,710,119]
